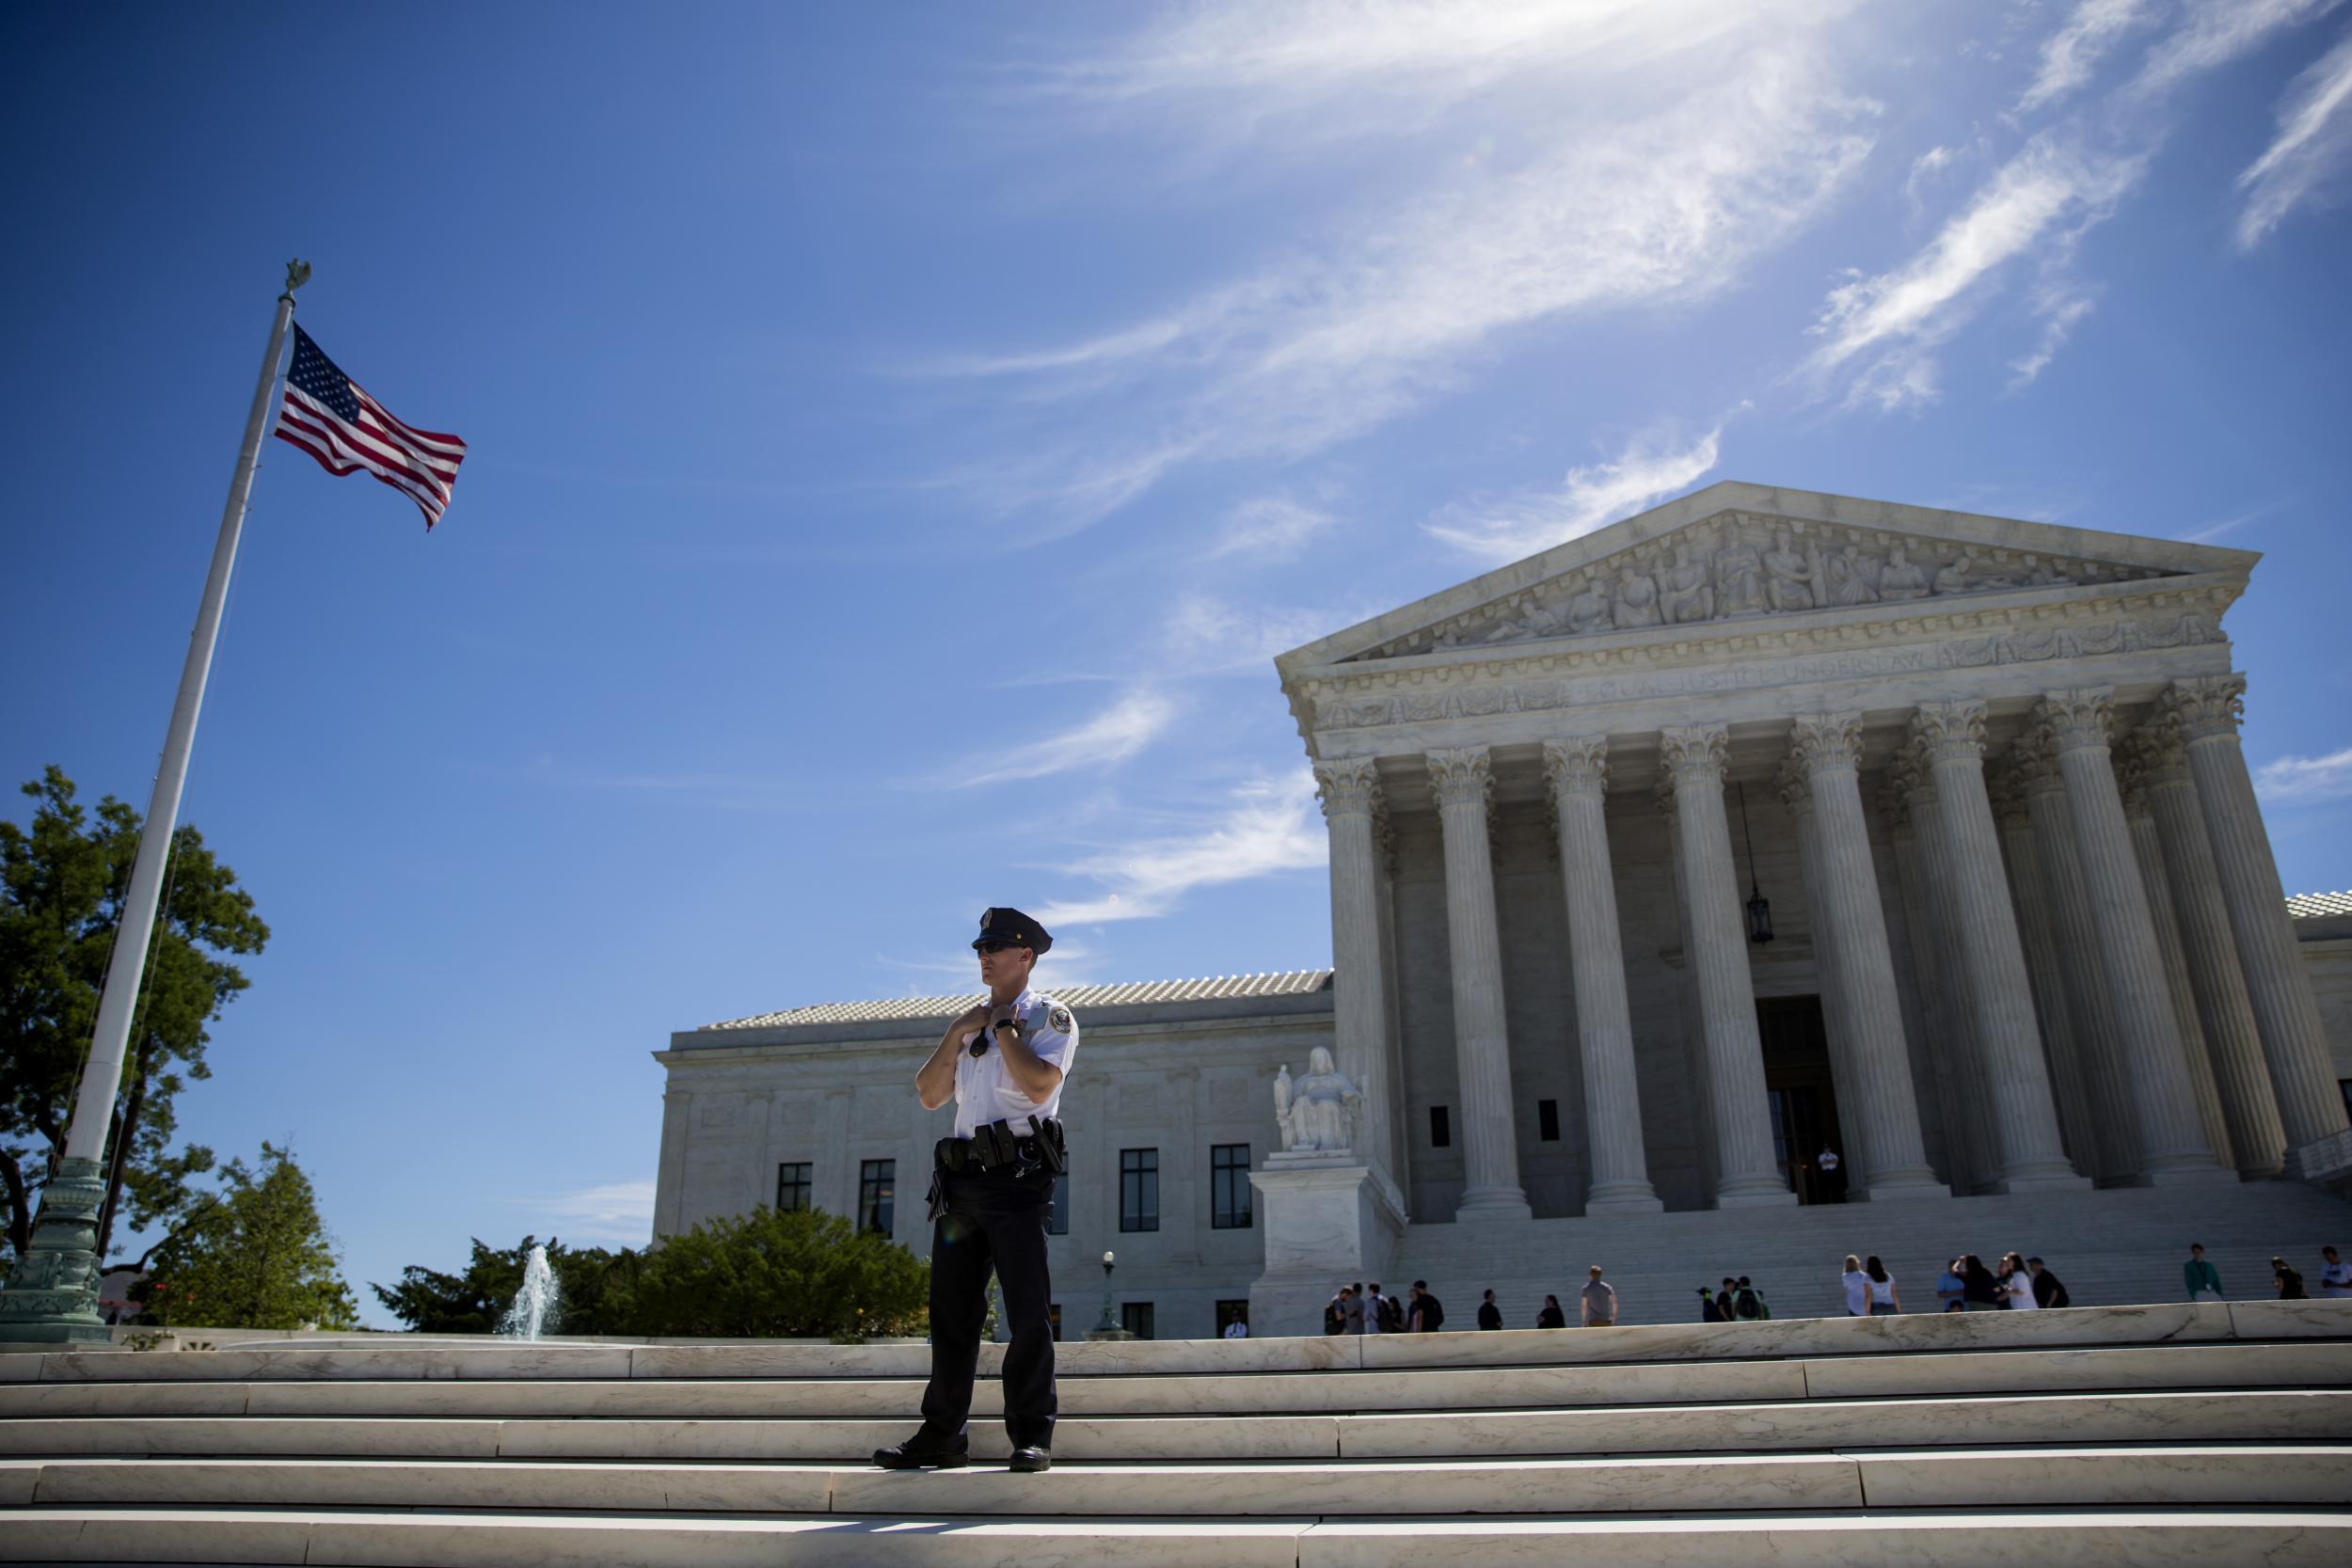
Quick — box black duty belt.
[937,1115,1067,1177]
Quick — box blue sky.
[5,1,2350,1323]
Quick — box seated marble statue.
[1824,546,1880,607]
[1763,528,1815,611]
[1716,538,1766,615]
[1878,545,1929,600]
[1273,1048,1363,1153]
[1565,578,1613,634]
[1613,564,1662,628]
[1658,541,1714,624]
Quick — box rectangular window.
[1210,1144,1252,1229]
[1537,1100,1561,1142]
[1430,1105,1452,1148]
[1120,1300,1155,1339]
[775,1162,812,1213]
[1048,1173,1071,1235]
[1120,1148,1160,1232]
[1216,1299,1249,1336]
[858,1159,895,1236]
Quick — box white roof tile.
[703,969,1333,1031]
[2288,890,2352,920]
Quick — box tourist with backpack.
[1731,1276,1770,1321]
[1408,1281,1445,1332]
[1369,1283,1403,1334]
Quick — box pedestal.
[1245,1153,1406,1337]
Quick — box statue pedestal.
[1245,1153,1406,1338]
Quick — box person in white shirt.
[1222,1319,1249,1338]
[1841,1255,1871,1317]
[1362,1283,1388,1335]
[2320,1246,2352,1299]
[1998,1252,2038,1310]
[1865,1255,1899,1314]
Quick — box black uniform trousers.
[919,1164,1057,1449]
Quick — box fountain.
[496,1243,563,1340]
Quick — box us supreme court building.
[656,484,2352,1335]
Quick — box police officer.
[874,907,1076,1475]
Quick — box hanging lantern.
[1736,782,1774,943]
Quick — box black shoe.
[1009,1446,1052,1473]
[872,1435,970,1469]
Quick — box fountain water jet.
[497,1243,562,1340]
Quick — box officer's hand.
[954,1002,993,1033]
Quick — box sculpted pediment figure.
[1279,483,2242,666]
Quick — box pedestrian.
[1365,1282,1397,1334]
[1959,1254,2003,1311]
[1222,1317,1249,1339]
[1997,1252,2038,1310]
[1936,1258,1966,1312]
[1538,1293,1568,1328]
[1731,1275,1770,1321]
[1698,1286,1726,1323]
[1324,1286,1350,1335]
[875,908,1075,1475]
[2185,1243,2224,1302]
[1581,1265,1618,1327]
[1841,1254,1870,1317]
[1343,1282,1367,1335]
[1407,1280,1445,1332]
[2027,1257,2070,1309]
[2321,1247,2352,1299]
[1865,1255,1899,1315]
[2274,1256,2308,1300]
[1816,1144,1847,1203]
[1715,1276,1738,1322]
[1476,1289,1503,1331]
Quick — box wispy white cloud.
[1206,496,1337,561]
[2235,24,2352,247]
[934,9,1875,529]
[527,1180,655,1244]
[1422,424,1725,563]
[2008,274,2102,388]
[1035,773,1327,927]
[2019,0,2159,113]
[2131,0,2342,102]
[1162,594,1352,673]
[1803,136,2143,409]
[935,689,1178,788]
[2255,746,2352,803]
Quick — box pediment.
[1279,482,2256,671]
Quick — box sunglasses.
[976,942,1020,955]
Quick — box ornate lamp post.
[1085,1249,1134,1340]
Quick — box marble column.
[1898,758,1997,1191]
[1779,764,1867,1181]
[1988,771,2100,1176]
[1788,714,1946,1198]
[2116,750,2237,1172]
[1426,746,1532,1220]
[2035,689,2229,1184]
[1542,737,1662,1214]
[1314,758,1399,1183]
[655,1089,691,1236]
[2012,736,2137,1182]
[1910,701,2086,1191]
[2161,675,2352,1155]
[2133,725,2286,1177]
[1877,785,1968,1190]
[1659,725,1795,1208]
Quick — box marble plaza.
[656,484,2352,1337]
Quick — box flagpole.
[0,260,309,1344]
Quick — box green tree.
[0,766,267,1264]
[372,1235,643,1336]
[138,1143,358,1330]
[608,1207,928,1340]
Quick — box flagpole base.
[0,1158,114,1344]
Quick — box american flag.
[273,325,467,530]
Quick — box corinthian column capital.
[1425,745,1493,809]
[1775,755,1813,812]
[1313,756,1383,821]
[1912,700,1988,766]
[2125,724,2193,785]
[1658,724,1728,790]
[2036,688,2116,755]
[1788,711,1865,777]
[2161,674,2248,743]
[1542,736,1609,800]
[2008,731,2065,799]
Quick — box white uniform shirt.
[2322,1260,2352,1298]
[951,988,1078,1138]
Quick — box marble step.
[4,1390,2344,1462]
[2,1504,2347,1567]
[0,1341,2339,1421]
[4,1446,2349,1515]
[8,1299,2345,1386]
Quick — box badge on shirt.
[1048,1005,1073,1033]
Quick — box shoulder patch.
[1048,1005,1074,1034]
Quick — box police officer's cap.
[973,906,1052,955]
